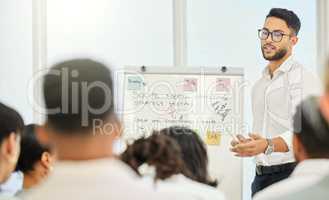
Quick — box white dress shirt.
[20,158,188,200]
[252,56,322,166]
[253,159,329,200]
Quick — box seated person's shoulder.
[157,175,226,200]
[254,177,311,200]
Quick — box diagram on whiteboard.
[122,72,242,143]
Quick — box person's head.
[259,8,301,61]
[0,102,24,183]
[293,96,329,162]
[121,133,185,180]
[38,59,120,159]
[16,124,53,189]
[160,126,217,187]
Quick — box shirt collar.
[262,55,294,76]
[292,159,329,177]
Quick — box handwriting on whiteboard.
[211,95,232,122]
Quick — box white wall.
[47,0,174,67]
[0,0,33,123]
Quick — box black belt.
[256,162,297,176]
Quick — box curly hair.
[121,132,188,180]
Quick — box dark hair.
[160,126,218,187]
[293,96,329,158]
[15,124,51,173]
[121,133,187,180]
[266,8,301,35]
[43,59,116,134]
[0,102,24,144]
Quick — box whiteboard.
[119,66,244,200]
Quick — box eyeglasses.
[258,29,290,42]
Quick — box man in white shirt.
[21,59,186,200]
[254,96,329,200]
[230,8,322,196]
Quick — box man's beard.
[262,47,288,61]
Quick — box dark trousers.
[251,163,296,197]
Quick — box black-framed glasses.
[258,29,290,42]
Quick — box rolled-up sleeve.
[278,131,293,151]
